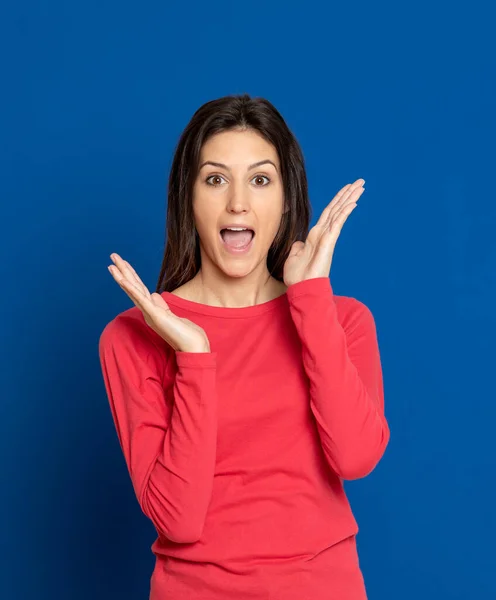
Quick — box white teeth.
[226,227,247,231]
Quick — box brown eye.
[206,175,226,186]
[252,175,270,186]
[205,174,270,186]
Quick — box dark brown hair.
[155,93,311,293]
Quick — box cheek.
[192,202,214,235]
[196,221,216,242]
[261,206,285,235]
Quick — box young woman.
[99,93,390,599]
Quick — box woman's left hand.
[283,178,365,287]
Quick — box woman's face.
[192,129,285,279]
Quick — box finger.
[315,183,352,230]
[110,253,142,288]
[108,265,150,312]
[122,259,150,297]
[340,178,365,204]
[306,184,352,247]
[288,240,306,258]
[108,262,141,295]
[110,254,151,299]
[326,202,358,242]
[312,203,357,274]
[150,291,173,311]
[329,185,364,226]
[109,253,135,287]
[327,179,364,222]
[316,179,364,234]
[108,262,140,294]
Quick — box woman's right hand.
[107,253,211,353]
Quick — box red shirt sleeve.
[98,314,218,543]
[286,277,390,480]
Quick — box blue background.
[2,1,495,598]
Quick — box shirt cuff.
[175,351,217,368]
[285,276,334,300]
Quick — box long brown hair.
[155,93,311,294]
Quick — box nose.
[227,203,249,215]
[226,188,251,214]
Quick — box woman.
[99,93,390,599]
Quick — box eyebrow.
[199,159,278,173]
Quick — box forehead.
[199,130,279,167]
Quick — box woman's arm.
[98,314,218,543]
[286,276,390,480]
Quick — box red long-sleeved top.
[98,276,390,599]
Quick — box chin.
[219,265,255,279]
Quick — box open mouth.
[219,228,255,252]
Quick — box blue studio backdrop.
[2,1,495,599]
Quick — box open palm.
[283,178,365,287]
[107,254,211,353]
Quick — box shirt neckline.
[161,289,289,318]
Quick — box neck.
[187,268,286,309]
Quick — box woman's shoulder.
[333,292,378,337]
[99,305,168,359]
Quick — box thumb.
[150,292,171,310]
[288,240,305,258]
